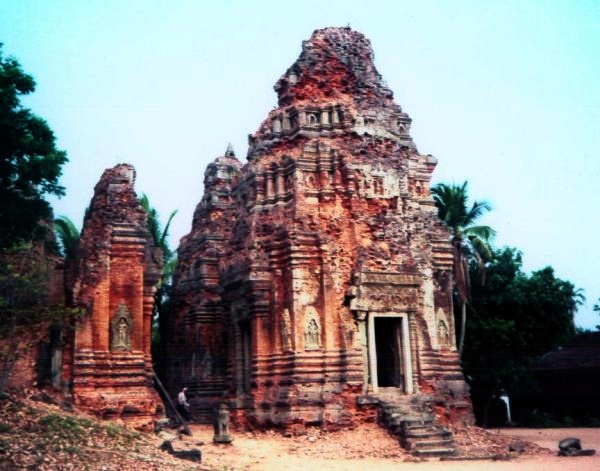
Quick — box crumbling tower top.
[248,27,413,159]
[274,27,395,108]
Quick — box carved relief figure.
[116,318,128,346]
[436,308,451,348]
[201,351,213,379]
[110,301,132,351]
[438,320,450,347]
[304,307,321,349]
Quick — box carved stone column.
[353,310,369,392]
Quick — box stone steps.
[412,447,457,457]
[412,438,454,449]
[375,392,457,458]
[404,428,451,439]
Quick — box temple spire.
[225,143,235,157]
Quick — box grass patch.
[39,414,87,440]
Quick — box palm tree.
[570,288,585,322]
[139,194,177,275]
[54,215,80,303]
[139,193,177,378]
[431,181,495,358]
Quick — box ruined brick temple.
[166,27,473,430]
[63,164,163,430]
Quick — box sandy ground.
[176,425,600,471]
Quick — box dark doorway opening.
[374,317,403,389]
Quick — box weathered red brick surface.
[169,27,473,428]
[65,164,162,430]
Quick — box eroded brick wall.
[65,164,162,431]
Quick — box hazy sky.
[2,1,599,327]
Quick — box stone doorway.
[368,313,413,394]
[375,317,403,388]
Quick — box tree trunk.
[458,301,467,359]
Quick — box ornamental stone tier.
[63,164,163,431]
[168,27,474,429]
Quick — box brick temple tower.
[64,164,163,430]
[169,27,473,429]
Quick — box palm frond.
[139,193,163,249]
[431,181,472,229]
[467,234,494,263]
[163,256,178,281]
[463,201,492,227]
[54,216,80,260]
[159,210,178,252]
[432,180,496,300]
[464,225,496,242]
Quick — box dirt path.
[494,427,600,451]
[179,425,600,471]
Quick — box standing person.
[177,386,191,421]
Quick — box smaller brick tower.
[64,164,163,430]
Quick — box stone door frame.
[367,312,414,394]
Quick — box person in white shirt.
[177,386,190,421]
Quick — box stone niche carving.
[110,301,132,351]
[304,307,321,350]
[438,320,450,347]
[201,351,213,379]
[340,306,358,349]
[348,164,400,199]
[437,308,451,348]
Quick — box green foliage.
[431,181,495,357]
[463,247,580,425]
[0,244,53,336]
[0,44,68,251]
[39,413,95,439]
[138,193,177,380]
[431,182,494,240]
[139,193,177,265]
[0,245,81,329]
[0,244,83,391]
[35,413,139,456]
[53,216,80,260]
